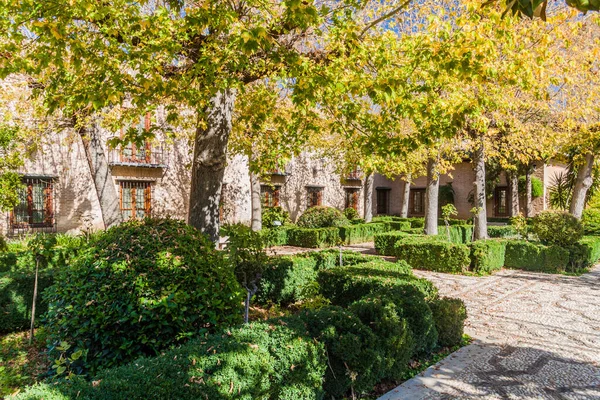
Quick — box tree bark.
[509,171,519,217]
[570,152,595,219]
[79,122,123,228]
[250,171,262,231]
[525,165,533,218]
[363,172,374,223]
[188,89,236,243]
[473,137,488,240]
[400,175,411,218]
[424,158,439,235]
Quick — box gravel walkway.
[381,267,600,399]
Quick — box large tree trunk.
[424,158,439,235]
[570,152,595,219]
[509,171,519,217]
[525,165,533,218]
[79,123,123,228]
[473,138,488,240]
[400,175,411,218]
[188,89,236,243]
[363,172,374,223]
[250,171,262,231]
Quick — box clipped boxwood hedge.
[286,227,341,248]
[393,237,471,273]
[470,240,506,275]
[339,222,390,245]
[14,321,326,400]
[568,236,600,270]
[504,240,570,272]
[429,297,467,347]
[442,225,473,244]
[374,231,411,255]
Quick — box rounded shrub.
[582,208,600,236]
[297,306,380,398]
[262,206,290,228]
[429,297,467,347]
[297,206,348,229]
[43,218,244,374]
[349,295,414,381]
[343,207,359,220]
[531,211,583,247]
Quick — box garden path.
[380,266,600,399]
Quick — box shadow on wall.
[380,341,600,399]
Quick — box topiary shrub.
[339,222,390,245]
[374,231,411,255]
[469,240,506,274]
[343,207,359,220]
[429,297,467,347]
[297,306,380,398]
[504,240,569,272]
[349,295,414,381]
[43,218,244,375]
[262,206,291,228]
[393,237,471,273]
[286,227,341,248]
[256,256,319,305]
[568,236,600,270]
[582,208,600,236]
[296,206,348,228]
[532,211,583,247]
[14,321,326,400]
[487,225,518,238]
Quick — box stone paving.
[380,267,600,400]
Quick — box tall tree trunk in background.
[525,164,533,218]
[400,175,411,218]
[188,89,236,243]
[250,171,262,231]
[79,122,123,228]
[509,171,519,217]
[363,172,374,223]
[570,152,595,219]
[424,158,439,235]
[473,137,488,240]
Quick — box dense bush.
[339,222,390,245]
[43,218,244,374]
[388,220,412,231]
[296,206,348,228]
[349,295,414,380]
[429,297,467,347]
[470,240,506,274]
[567,236,600,270]
[487,225,518,238]
[260,226,292,246]
[532,211,583,247]
[0,270,55,333]
[582,208,600,236]
[343,207,359,220]
[14,322,326,400]
[256,256,318,305]
[504,240,570,272]
[374,231,411,255]
[445,225,473,244]
[393,237,471,273]
[286,227,341,248]
[262,206,291,228]
[297,306,380,397]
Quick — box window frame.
[119,113,152,164]
[260,185,281,208]
[119,181,152,220]
[494,186,509,217]
[306,186,324,208]
[376,188,391,215]
[409,188,426,216]
[344,188,360,210]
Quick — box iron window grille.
[8,176,56,236]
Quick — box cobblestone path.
[381,267,600,400]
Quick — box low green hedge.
[504,240,570,273]
[339,222,390,245]
[582,208,600,236]
[286,227,341,248]
[387,221,412,231]
[260,227,293,246]
[568,236,600,270]
[441,225,473,244]
[14,321,326,400]
[0,270,55,334]
[470,240,506,274]
[487,226,518,238]
[393,237,471,273]
[372,216,424,228]
[374,231,411,255]
[429,297,467,347]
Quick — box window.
[119,113,153,164]
[10,177,55,233]
[260,185,281,207]
[376,188,391,215]
[120,181,152,220]
[306,187,323,208]
[495,186,509,217]
[345,188,359,210]
[409,188,425,216]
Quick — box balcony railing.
[270,167,288,176]
[108,145,167,168]
[346,168,362,180]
